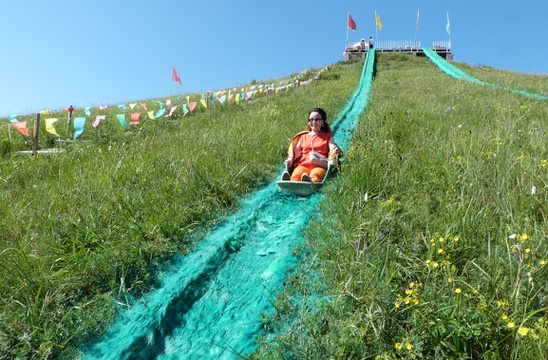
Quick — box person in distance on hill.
[368,36,374,49]
[66,105,74,126]
[281,107,341,182]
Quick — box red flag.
[172,66,182,85]
[348,13,357,30]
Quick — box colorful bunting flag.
[130,112,140,125]
[8,114,19,123]
[147,111,155,120]
[139,102,147,111]
[166,106,177,117]
[129,103,137,109]
[117,104,126,110]
[93,115,106,128]
[200,99,207,108]
[116,114,130,129]
[99,105,108,111]
[45,118,60,137]
[182,104,189,116]
[84,107,91,116]
[189,101,197,113]
[11,121,29,136]
[154,108,166,118]
[73,117,86,139]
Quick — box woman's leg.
[290,165,309,181]
[310,167,327,182]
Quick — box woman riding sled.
[281,107,342,182]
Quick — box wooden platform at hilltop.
[344,40,452,61]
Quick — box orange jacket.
[287,131,341,168]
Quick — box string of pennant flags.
[4,66,328,140]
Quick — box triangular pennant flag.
[8,114,19,123]
[147,111,155,120]
[40,109,51,115]
[216,95,225,105]
[130,112,140,125]
[182,104,189,115]
[139,102,147,111]
[166,106,178,117]
[235,93,240,103]
[93,115,106,128]
[73,117,86,139]
[99,105,108,111]
[166,99,172,108]
[45,118,60,137]
[11,121,29,136]
[200,99,207,108]
[157,100,164,108]
[375,10,383,30]
[84,107,91,116]
[186,95,190,104]
[227,94,234,103]
[154,108,166,118]
[129,103,137,109]
[188,101,197,113]
[117,104,126,110]
[172,66,182,85]
[116,114,130,129]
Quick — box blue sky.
[1,0,547,117]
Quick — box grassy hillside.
[255,54,548,359]
[0,62,361,359]
[2,51,548,359]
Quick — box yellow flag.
[375,10,383,30]
[40,109,51,115]
[200,99,207,108]
[45,118,60,137]
[147,111,155,120]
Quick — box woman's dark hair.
[307,107,332,133]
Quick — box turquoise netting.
[82,49,376,360]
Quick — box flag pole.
[346,12,349,48]
[375,10,379,46]
[414,9,419,44]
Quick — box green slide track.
[423,48,548,100]
[81,49,376,360]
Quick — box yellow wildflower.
[502,314,508,320]
[395,342,403,350]
[508,322,516,329]
[518,326,530,337]
[452,235,460,242]
[540,260,546,266]
[437,248,444,254]
[525,248,531,254]
[406,341,413,351]
[454,288,462,294]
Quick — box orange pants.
[290,165,327,182]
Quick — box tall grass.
[255,53,548,359]
[0,61,362,359]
